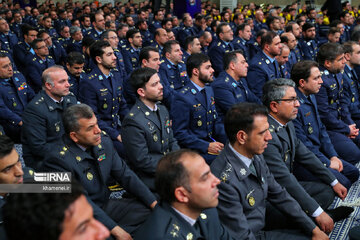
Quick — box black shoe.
[326,206,354,222]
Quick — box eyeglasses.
[274,97,300,104]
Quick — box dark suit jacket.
[263,116,336,215]
[135,202,233,240]
[211,144,315,239]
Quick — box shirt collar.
[191,81,205,92]
[268,114,285,127]
[228,143,252,168]
[262,51,275,62]
[48,95,63,104]
[171,207,196,226]
[145,103,158,112]
[345,64,353,71]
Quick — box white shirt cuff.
[330,179,339,187]
[312,207,324,218]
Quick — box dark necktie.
[200,89,207,108]
[249,161,257,177]
[273,61,278,77]
[352,69,358,81]
[194,221,205,239]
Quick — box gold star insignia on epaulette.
[29,169,34,176]
[200,213,207,219]
[101,131,107,135]
[129,113,134,116]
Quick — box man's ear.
[174,186,189,203]
[269,101,279,114]
[236,130,247,145]
[137,87,146,98]
[69,132,78,143]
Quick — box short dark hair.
[155,149,196,203]
[63,104,94,134]
[343,41,358,54]
[260,31,277,49]
[223,50,244,70]
[216,22,229,37]
[3,182,84,240]
[285,21,297,33]
[291,60,319,86]
[21,23,37,36]
[186,53,210,78]
[89,40,111,63]
[82,35,96,49]
[327,27,340,36]
[31,38,44,49]
[139,46,159,64]
[184,36,197,51]
[0,135,14,159]
[163,40,179,55]
[317,42,344,65]
[37,30,49,39]
[126,28,139,40]
[235,23,249,36]
[130,67,157,94]
[225,103,268,143]
[302,22,315,32]
[66,51,85,66]
[351,30,360,42]
[262,78,296,108]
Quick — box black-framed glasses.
[274,97,300,104]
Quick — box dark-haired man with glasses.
[262,78,353,234]
[25,38,55,93]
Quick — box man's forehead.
[0,148,18,171]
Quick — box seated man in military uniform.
[211,102,328,239]
[0,53,35,142]
[25,38,55,93]
[212,50,260,122]
[170,53,226,164]
[135,149,233,240]
[22,66,77,169]
[121,28,142,75]
[158,40,188,91]
[43,104,157,240]
[122,67,179,191]
[246,31,282,98]
[292,60,359,190]
[79,40,129,158]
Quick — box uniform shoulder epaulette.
[59,145,69,157]
[181,87,189,94]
